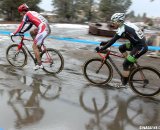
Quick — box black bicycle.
[83,48,160,97]
[6,34,64,74]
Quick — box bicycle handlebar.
[10,33,24,42]
[97,48,124,58]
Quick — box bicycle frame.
[98,49,124,78]
[12,35,51,65]
[97,49,148,86]
[18,36,36,63]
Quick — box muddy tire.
[129,66,160,97]
[83,58,113,85]
[6,44,27,67]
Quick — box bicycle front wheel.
[6,44,27,67]
[129,67,160,97]
[41,48,64,74]
[83,58,113,85]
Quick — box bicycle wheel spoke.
[130,79,145,84]
[40,82,61,100]
[6,44,26,67]
[129,67,160,96]
[41,49,64,74]
[83,58,112,85]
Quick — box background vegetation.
[0,0,154,24]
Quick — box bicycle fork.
[96,59,106,74]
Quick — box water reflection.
[79,86,108,113]
[126,97,159,126]
[79,86,160,130]
[7,74,61,129]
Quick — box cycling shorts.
[34,23,51,45]
[119,43,148,60]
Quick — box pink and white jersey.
[14,11,48,34]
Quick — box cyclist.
[10,3,51,70]
[95,13,148,85]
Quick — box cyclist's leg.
[33,24,50,69]
[36,24,51,50]
[30,28,38,40]
[130,45,148,59]
[122,45,148,85]
[119,42,132,58]
[119,43,132,85]
[32,42,41,66]
[121,59,132,85]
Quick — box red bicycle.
[6,34,64,74]
[83,48,160,97]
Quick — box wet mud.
[0,24,160,130]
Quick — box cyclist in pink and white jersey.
[10,3,51,70]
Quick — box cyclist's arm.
[22,23,33,33]
[100,34,121,51]
[13,15,28,35]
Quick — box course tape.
[1,30,160,51]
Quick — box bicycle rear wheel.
[129,67,160,97]
[41,48,64,74]
[6,44,27,67]
[83,58,113,85]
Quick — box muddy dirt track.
[0,24,160,130]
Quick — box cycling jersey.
[14,11,48,34]
[101,22,146,50]
[13,11,50,45]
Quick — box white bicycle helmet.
[111,13,125,23]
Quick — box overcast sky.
[128,0,159,18]
[39,0,159,18]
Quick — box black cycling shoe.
[121,77,128,86]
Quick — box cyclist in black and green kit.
[95,13,148,85]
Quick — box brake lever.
[11,35,14,42]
